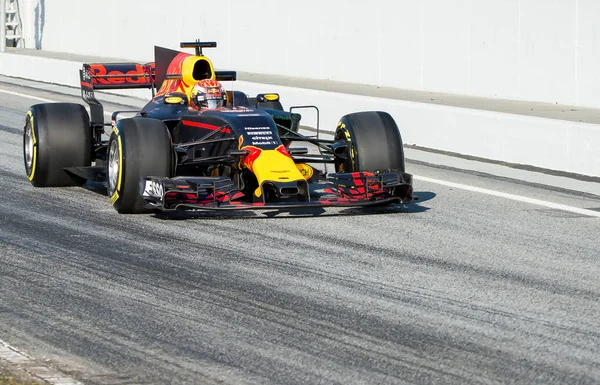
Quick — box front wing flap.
[140,170,413,211]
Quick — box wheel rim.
[107,139,120,196]
[24,122,34,172]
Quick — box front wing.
[140,171,413,211]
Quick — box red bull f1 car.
[23,41,413,214]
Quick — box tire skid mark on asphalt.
[2,225,473,383]
[0,123,21,135]
[3,214,598,385]
[0,191,511,383]
[6,184,599,348]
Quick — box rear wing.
[80,62,156,123]
[82,63,155,90]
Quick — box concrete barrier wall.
[15,0,600,108]
[2,52,599,177]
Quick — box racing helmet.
[190,79,227,110]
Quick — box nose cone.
[243,145,305,198]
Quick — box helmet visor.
[206,99,221,109]
[205,98,223,109]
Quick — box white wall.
[27,0,600,108]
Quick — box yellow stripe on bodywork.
[26,111,37,181]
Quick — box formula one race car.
[23,40,413,214]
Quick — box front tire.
[24,103,92,187]
[334,111,406,173]
[107,118,173,214]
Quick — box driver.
[189,79,227,110]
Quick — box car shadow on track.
[151,191,436,221]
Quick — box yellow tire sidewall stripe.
[109,131,124,205]
[26,110,37,181]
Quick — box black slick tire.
[106,118,173,214]
[334,111,406,173]
[23,103,92,187]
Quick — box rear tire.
[334,111,406,173]
[23,103,92,187]
[106,118,173,214]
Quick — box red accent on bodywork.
[240,144,290,172]
[275,144,292,159]
[89,63,154,85]
[181,120,231,134]
[240,146,262,172]
[229,201,266,207]
[164,190,245,206]
[175,79,190,94]
[156,52,190,96]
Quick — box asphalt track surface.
[1,81,599,385]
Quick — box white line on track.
[0,88,56,103]
[0,339,83,385]
[2,87,598,218]
[414,175,600,218]
[0,88,113,116]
